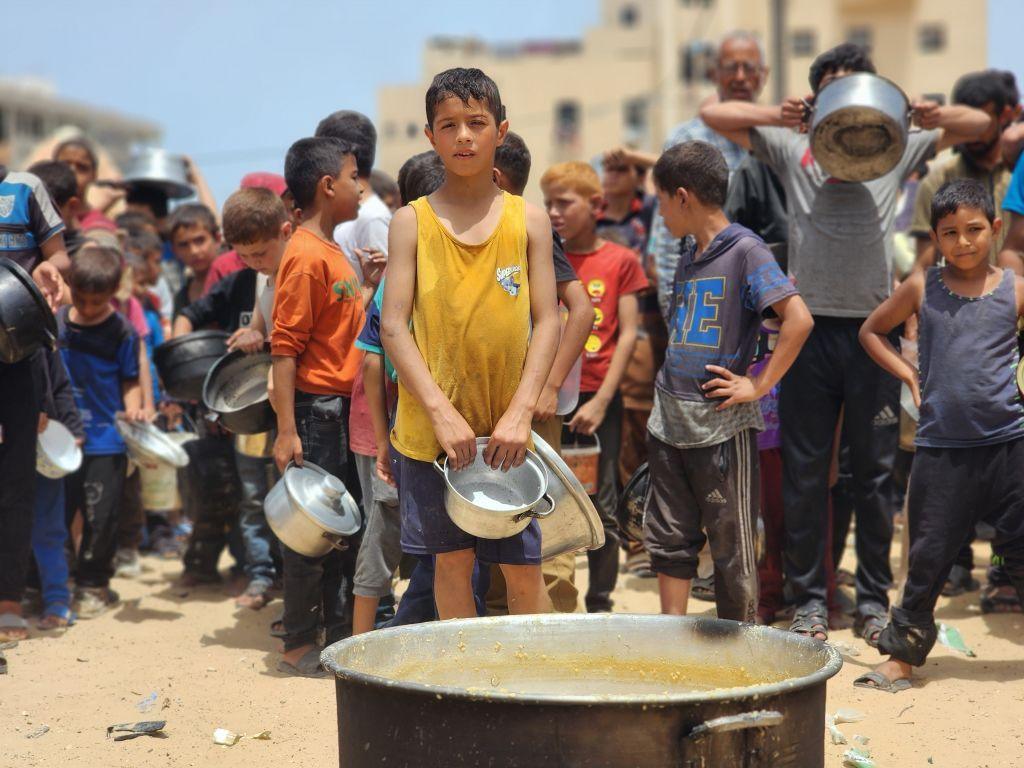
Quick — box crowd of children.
[1,38,1023,694]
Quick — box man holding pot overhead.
[701,43,992,644]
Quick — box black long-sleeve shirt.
[180,268,258,333]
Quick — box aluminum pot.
[434,437,554,540]
[121,148,194,199]
[36,419,83,479]
[153,330,229,401]
[530,430,604,558]
[0,257,57,363]
[202,349,275,434]
[264,461,361,557]
[322,614,842,768]
[116,418,190,469]
[809,72,912,182]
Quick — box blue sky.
[2,0,1020,204]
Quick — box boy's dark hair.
[115,210,158,236]
[369,169,399,201]
[494,131,532,195]
[808,43,876,93]
[126,184,169,220]
[930,178,996,230]
[69,245,123,295]
[397,151,446,205]
[652,141,729,208]
[53,137,98,171]
[284,136,355,211]
[952,69,1020,113]
[425,67,505,128]
[222,188,288,245]
[314,110,377,177]
[28,161,77,208]
[168,203,219,240]
[125,230,163,257]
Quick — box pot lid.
[530,430,602,545]
[283,461,361,536]
[37,419,83,473]
[116,418,190,468]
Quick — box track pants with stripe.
[643,429,759,622]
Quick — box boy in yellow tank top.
[382,68,561,619]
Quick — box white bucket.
[138,430,196,511]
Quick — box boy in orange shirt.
[541,161,647,613]
[271,136,364,676]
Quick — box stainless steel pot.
[530,430,604,558]
[434,437,554,540]
[322,614,843,767]
[36,419,83,479]
[264,461,361,557]
[116,418,190,468]
[809,72,912,182]
[121,148,194,199]
[202,350,275,434]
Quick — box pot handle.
[514,493,556,522]
[679,710,783,767]
[433,452,448,476]
[321,531,349,552]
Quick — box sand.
[2,542,1022,767]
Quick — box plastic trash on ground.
[26,725,50,739]
[825,714,847,745]
[136,691,159,713]
[938,622,976,657]
[842,747,877,767]
[213,728,240,746]
[106,720,166,741]
[830,641,861,657]
[834,708,866,724]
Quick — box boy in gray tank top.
[857,178,1024,693]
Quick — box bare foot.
[853,657,913,693]
[0,602,29,642]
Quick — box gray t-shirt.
[648,389,763,449]
[750,127,938,317]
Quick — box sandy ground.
[2,542,1023,768]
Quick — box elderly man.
[647,31,768,316]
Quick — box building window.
[555,100,581,146]
[679,41,715,84]
[791,29,817,58]
[919,23,946,53]
[406,122,419,139]
[679,0,713,7]
[846,26,872,50]
[619,3,639,27]
[623,97,648,144]
[383,122,396,140]
[15,111,44,138]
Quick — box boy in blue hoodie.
[642,141,813,622]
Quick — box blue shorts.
[392,449,542,566]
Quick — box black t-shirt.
[551,228,576,283]
[180,268,258,332]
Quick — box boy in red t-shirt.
[541,161,647,612]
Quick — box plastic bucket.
[139,430,197,511]
[561,432,601,495]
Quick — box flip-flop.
[277,647,327,678]
[853,670,912,693]
[269,614,286,639]
[790,605,829,642]
[854,613,887,648]
[0,613,29,642]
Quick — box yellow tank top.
[392,191,531,461]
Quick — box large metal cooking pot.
[153,330,229,401]
[202,349,275,434]
[36,419,83,479]
[530,430,604,558]
[265,461,361,557]
[323,614,842,767]
[116,417,190,468]
[0,257,57,363]
[434,437,554,540]
[810,72,912,182]
[121,148,194,199]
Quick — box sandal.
[854,612,887,648]
[277,646,327,678]
[853,670,912,694]
[0,613,29,642]
[691,575,716,602]
[269,614,286,639]
[789,604,828,642]
[38,606,75,630]
[236,581,273,610]
[980,584,1022,614]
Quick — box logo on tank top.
[0,195,14,218]
[496,265,522,297]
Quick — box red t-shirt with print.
[566,240,648,393]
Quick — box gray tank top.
[916,267,1024,448]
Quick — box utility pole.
[659,0,677,139]
[771,0,787,103]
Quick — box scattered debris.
[853,735,871,746]
[0,655,6,675]
[136,692,159,713]
[248,730,271,740]
[834,709,866,724]
[927,759,933,765]
[831,641,861,657]
[0,640,19,650]
[826,714,847,745]
[842,746,877,767]
[26,725,50,739]
[75,657,88,663]
[896,704,914,719]
[106,721,166,741]
[213,728,240,746]
[205,667,217,672]
[937,623,976,657]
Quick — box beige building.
[0,77,160,170]
[377,0,986,200]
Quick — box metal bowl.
[116,418,190,469]
[265,461,361,557]
[202,350,274,434]
[121,148,194,199]
[36,419,82,478]
[530,429,604,558]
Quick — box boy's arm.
[137,342,156,416]
[858,273,925,405]
[271,356,302,471]
[535,279,593,421]
[486,203,560,470]
[381,206,478,470]
[121,378,144,421]
[228,293,266,353]
[704,294,814,409]
[40,232,71,278]
[363,352,394,486]
[918,103,994,152]
[568,292,639,435]
[699,99,806,150]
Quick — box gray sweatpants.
[643,429,759,622]
[353,453,402,598]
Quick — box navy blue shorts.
[392,449,542,565]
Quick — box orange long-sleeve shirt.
[271,227,364,396]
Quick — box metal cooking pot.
[116,418,190,469]
[323,614,842,768]
[530,430,604,558]
[617,461,648,544]
[121,148,194,199]
[809,72,912,182]
[434,437,554,540]
[0,257,57,363]
[264,461,361,557]
[36,419,83,479]
[202,349,275,434]
[153,330,229,401]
